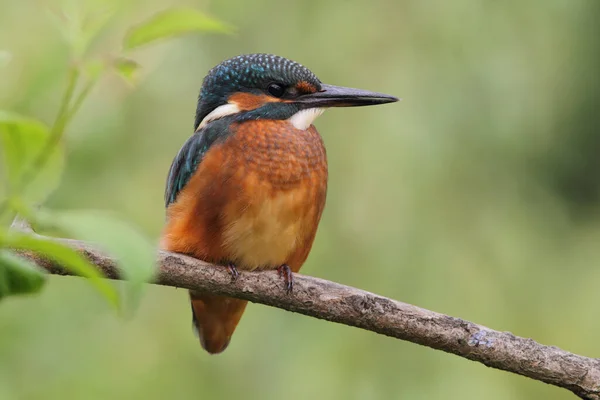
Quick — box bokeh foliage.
[0,0,599,399]
[0,3,229,306]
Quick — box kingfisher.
[161,53,397,354]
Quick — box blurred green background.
[1,0,599,399]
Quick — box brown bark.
[9,219,600,399]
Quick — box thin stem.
[1,64,100,223]
[66,77,96,122]
[20,66,79,187]
[0,68,80,222]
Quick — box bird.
[160,53,398,354]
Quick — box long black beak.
[296,83,399,108]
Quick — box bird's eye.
[267,83,285,98]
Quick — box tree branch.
[9,219,600,399]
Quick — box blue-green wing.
[165,123,228,207]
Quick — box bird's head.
[194,53,398,131]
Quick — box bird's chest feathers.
[222,186,309,268]
[219,121,327,269]
[227,120,326,186]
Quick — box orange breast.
[161,120,328,272]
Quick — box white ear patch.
[196,103,241,131]
[288,108,325,130]
[196,103,325,131]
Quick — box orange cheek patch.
[296,81,317,94]
[229,92,280,110]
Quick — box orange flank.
[161,119,328,354]
[161,119,327,269]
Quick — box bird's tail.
[189,290,248,354]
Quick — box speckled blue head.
[193,53,399,131]
[194,54,322,129]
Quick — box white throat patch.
[196,103,325,132]
[288,108,325,130]
[196,103,241,131]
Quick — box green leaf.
[0,51,11,68]
[40,209,156,313]
[1,231,119,307]
[123,8,233,50]
[0,111,65,205]
[113,58,140,85]
[0,250,47,299]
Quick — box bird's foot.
[227,263,240,282]
[277,264,293,293]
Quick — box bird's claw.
[228,263,240,282]
[277,264,293,293]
